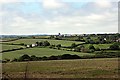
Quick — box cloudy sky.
[0,0,119,35]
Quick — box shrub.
[42,56,48,60]
[30,55,37,61]
[4,58,10,62]
[89,49,95,53]
[43,41,50,46]
[20,43,24,46]
[49,56,59,60]
[18,54,31,61]
[89,45,95,50]
[109,44,119,50]
[12,58,18,62]
[96,47,100,51]
[71,43,76,48]
[61,54,80,59]
[74,47,81,52]
[56,44,61,47]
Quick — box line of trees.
[35,41,50,46]
[12,54,80,62]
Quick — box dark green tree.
[89,45,95,50]
[31,55,37,61]
[43,41,50,46]
[109,44,119,50]
[18,54,31,61]
[71,43,76,48]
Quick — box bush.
[3,58,10,63]
[43,41,50,46]
[89,45,95,50]
[89,49,95,53]
[12,58,18,62]
[49,56,59,60]
[71,55,80,59]
[30,55,38,61]
[35,41,50,47]
[5,58,10,61]
[109,44,119,50]
[20,43,25,46]
[18,54,31,61]
[49,45,55,48]
[71,43,77,48]
[74,47,81,52]
[42,56,48,60]
[56,44,61,48]
[96,47,100,51]
[61,54,80,59]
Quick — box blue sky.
[0,0,118,35]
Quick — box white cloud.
[2,10,117,35]
[42,0,65,9]
[94,1,112,8]
[0,0,18,3]
[1,1,118,35]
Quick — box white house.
[116,38,120,42]
[32,44,36,47]
[26,45,30,48]
[104,38,107,41]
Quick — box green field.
[1,37,119,79]
[2,47,95,60]
[1,39,114,60]
[83,44,112,49]
[2,44,25,51]
[0,38,17,41]
[0,44,2,51]
[1,39,84,46]
[2,58,118,78]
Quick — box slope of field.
[2,44,25,51]
[0,38,17,41]
[2,47,94,60]
[83,44,112,49]
[2,39,84,46]
[2,58,118,78]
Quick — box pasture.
[2,58,118,78]
[2,47,95,60]
[1,39,84,46]
[2,44,25,51]
[83,44,112,49]
[1,38,115,60]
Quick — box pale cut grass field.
[2,58,118,78]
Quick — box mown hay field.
[2,58,118,78]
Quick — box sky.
[0,0,119,35]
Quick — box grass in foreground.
[2,58,118,78]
